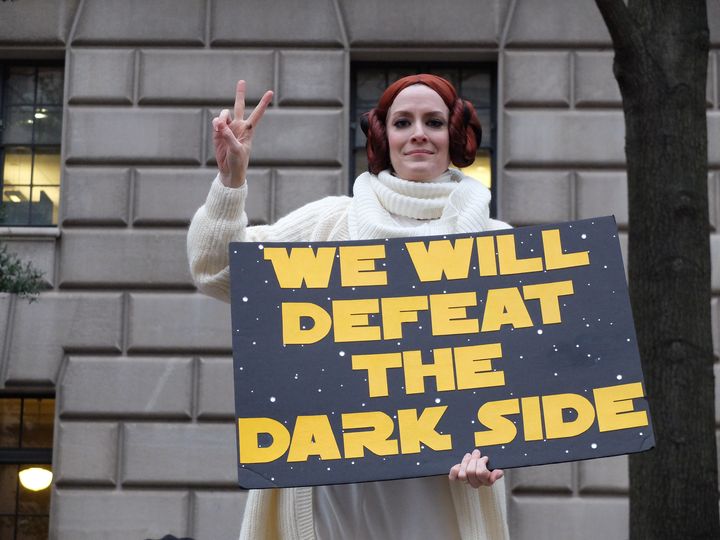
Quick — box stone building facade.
[0,0,719,538]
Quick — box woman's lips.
[405,149,433,156]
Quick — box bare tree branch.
[595,0,638,53]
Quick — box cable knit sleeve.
[487,218,512,230]
[187,174,350,302]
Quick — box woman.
[188,74,510,540]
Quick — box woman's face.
[386,84,451,181]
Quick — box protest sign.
[229,216,654,489]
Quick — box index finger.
[246,90,274,128]
[233,80,246,121]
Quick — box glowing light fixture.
[5,190,27,203]
[19,467,53,491]
[34,112,47,119]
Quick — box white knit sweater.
[187,170,511,540]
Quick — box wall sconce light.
[19,467,53,491]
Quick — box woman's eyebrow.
[390,109,447,117]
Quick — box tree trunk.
[594,0,718,538]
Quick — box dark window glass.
[16,516,49,540]
[5,68,35,105]
[20,400,54,449]
[36,68,63,105]
[1,63,63,226]
[0,465,18,514]
[33,106,62,145]
[0,399,21,447]
[3,106,34,144]
[0,517,14,539]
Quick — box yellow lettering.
[430,292,479,336]
[397,407,452,453]
[287,415,341,462]
[474,399,520,446]
[476,236,498,276]
[406,238,474,282]
[339,245,388,287]
[594,383,649,432]
[238,417,291,464]
[542,393,596,439]
[342,411,398,458]
[264,247,336,288]
[521,396,544,441]
[454,343,505,390]
[381,295,429,340]
[497,234,543,275]
[481,287,533,332]
[332,299,381,343]
[542,229,590,270]
[281,302,332,345]
[351,352,403,398]
[522,280,574,325]
[403,349,456,394]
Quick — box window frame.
[0,389,54,540]
[0,60,64,227]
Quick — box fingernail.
[472,449,480,457]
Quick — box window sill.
[0,227,61,238]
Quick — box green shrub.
[0,243,45,301]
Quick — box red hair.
[360,74,482,175]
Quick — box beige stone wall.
[0,0,718,538]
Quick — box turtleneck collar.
[389,168,457,184]
[348,169,492,240]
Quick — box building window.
[0,394,54,539]
[0,63,63,226]
[350,63,497,215]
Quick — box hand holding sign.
[450,449,504,488]
[212,80,273,188]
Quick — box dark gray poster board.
[229,216,654,489]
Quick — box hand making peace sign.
[212,80,274,188]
